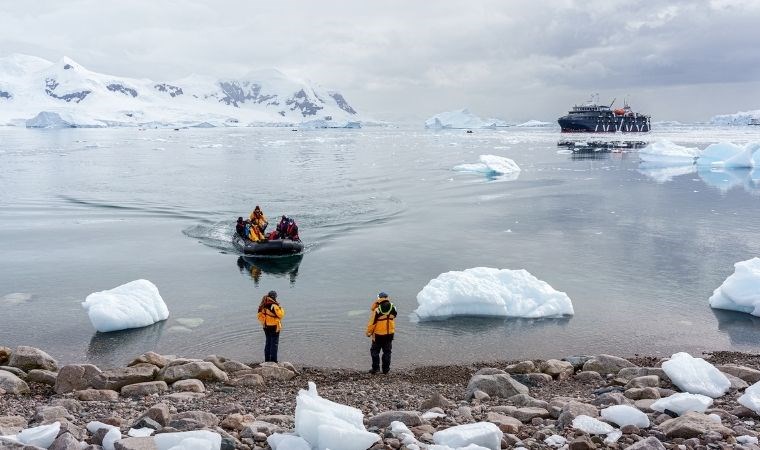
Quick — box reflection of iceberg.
[453,155,521,181]
[237,255,303,286]
[638,162,696,183]
[698,167,750,193]
[415,315,571,335]
[87,321,165,368]
[712,308,760,346]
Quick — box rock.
[592,392,631,407]
[420,392,455,410]
[557,401,598,429]
[138,404,170,426]
[625,436,666,450]
[220,413,256,431]
[621,424,640,434]
[582,354,636,375]
[508,361,536,374]
[75,389,118,401]
[50,399,81,413]
[221,361,251,373]
[716,364,760,384]
[26,369,56,386]
[227,374,264,387]
[163,392,205,401]
[101,366,159,391]
[113,437,157,450]
[474,367,506,376]
[171,411,219,428]
[0,416,27,435]
[0,439,46,449]
[132,417,162,431]
[456,406,473,422]
[575,371,604,382]
[472,390,490,401]
[722,371,750,391]
[0,347,11,366]
[660,412,735,438]
[241,421,282,437]
[564,356,593,371]
[171,379,205,392]
[539,360,575,380]
[508,394,549,409]
[624,387,660,400]
[569,435,596,450]
[634,399,657,413]
[626,375,660,389]
[33,406,73,424]
[617,367,668,381]
[0,367,27,379]
[49,433,81,450]
[512,407,550,423]
[523,373,553,385]
[466,373,529,399]
[8,346,57,372]
[129,352,169,369]
[368,411,422,428]
[158,361,228,384]
[121,381,168,397]
[54,365,104,394]
[0,371,29,394]
[251,363,296,381]
[486,412,521,433]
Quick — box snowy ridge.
[0,54,364,128]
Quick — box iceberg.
[697,142,755,168]
[414,267,573,320]
[515,120,552,127]
[571,415,615,434]
[661,352,730,398]
[638,140,700,165]
[710,110,760,126]
[650,392,713,415]
[82,279,169,332]
[600,405,650,428]
[432,423,503,450]
[425,109,502,129]
[453,155,521,176]
[710,258,760,316]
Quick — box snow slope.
[0,54,364,128]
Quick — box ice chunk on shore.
[453,155,521,175]
[662,352,730,398]
[638,140,700,165]
[154,430,221,450]
[17,421,60,448]
[432,422,503,450]
[572,415,615,434]
[601,405,650,428]
[709,258,760,316]
[414,267,573,320]
[651,392,713,415]
[739,381,760,414]
[295,382,379,450]
[82,279,169,332]
[268,434,311,450]
[425,109,500,129]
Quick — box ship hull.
[558,115,650,133]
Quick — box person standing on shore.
[366,292,397,374]
[257,290,285,363]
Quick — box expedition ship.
[558,95,651,132]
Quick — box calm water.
[1,125,760,369]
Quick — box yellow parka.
[249,209,268,231]
[248,224,266,242]
[258,296,285,332]
[366,299,397,337]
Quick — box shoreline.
[2,346,760,449]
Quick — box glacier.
[709,258,760,317]
[81,279,169,333]
[710,109,760,126]
[414,267,574,320]
[0,54,365,129]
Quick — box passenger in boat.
[248,222,267,242]
[283,217,300,241]
[366,292,397,374]
[235,217,247,239]
[258,290,285,363]
[250,205,268,232]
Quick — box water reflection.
[86,321,165,368]
[638,162,760,195]
[415,315,571,337]
[237,255,303,286]
[713,309,760,346]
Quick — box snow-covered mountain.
[0,54,365,128]
[710,109,760,126]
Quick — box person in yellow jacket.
[366,292,397,374]
[257,290,285,362]
[248,223,266,242]
[249,205,268,233]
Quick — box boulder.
[220,413,256,431]
[625,436,666,450]
[716,364,760,384]
[511,407,550,422]
[251,363,296,381]
[75,389,118,401]
[592,392,631,407]
[626,375,660,389]
[722,372,750,391]
[50,399,81,413]
[158,361,228,383]
[0,416,27,435]
[486,412,521,433]
[582,355,635,375]
[660,412,735,438]
[539,360,575,380]
[575,371,604,382]
[101,365,159,391]
[113,437,157,450]
[624,387,660,400]
[54,365,104,394]
[617,367,668,381]
[474,367,507,376]
[33,406,73,424]
[0,371,29,394]
[472,389,490,401]
[569,435,596,450]
[121,381,168,397]
[171,411,219,428]
[557,401,598,429]
[27,370,56,386]
[8,346,57,372]
[507,394,549,409]
[466,373,529,399]
[507,361,536,374]
[172,379,205,392]
[0,438,46,449]
[49,433,81,450]
[420,392,455,410]
[0,367,26,379]
[227,374,264,387]
[137,404,171,427]
[222,361,251,373]
[564,356,593,371]
[0,347,11,365]
[129,352,169,369]
[163,392,205,401]
[367,411,422,428]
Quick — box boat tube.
[234,236,304,256]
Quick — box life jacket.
[366,299,396,337]
[248,225,266,242]
[285,221,300,241]
[257,296,285,331]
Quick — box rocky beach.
[3,346,760,449]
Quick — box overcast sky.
[2,0,759,122]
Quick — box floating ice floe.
[453,154,521,177]
[709,258,760,317]
[572,415,615,434]
[432,422,503,450]
[661,352,730,398]
[82,279,170,333]
[739,381,760,414]
[600,405,650,428]
[425,109,503,129]
[414,267,574,320]
[638,140,701,165]
[295,381,379,450]
[697,142,756,168]
[651,392,713,415]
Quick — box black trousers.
[370,334,393,373]
[264,326,280,363]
